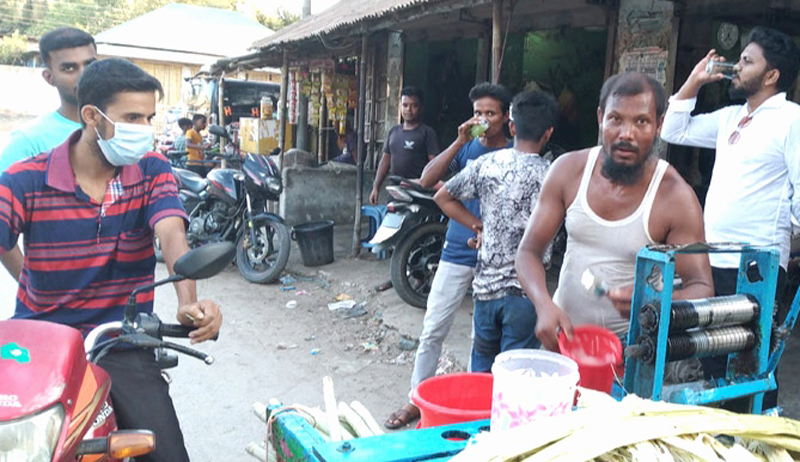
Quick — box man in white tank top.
[516,73,714,351]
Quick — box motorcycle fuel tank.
[0,320,111,458]
[206,168,241,206]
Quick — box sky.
[272,0,342,15]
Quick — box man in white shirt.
[661,26,800,409]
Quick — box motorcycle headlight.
[266,176,282,194]
[0,404,64,462]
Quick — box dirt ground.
[0,113,34,132]
[151,224,473,461]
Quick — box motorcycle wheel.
[235,217,291,284]
[154,237,164,263]
[390,222,446,309]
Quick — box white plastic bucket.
[490,349,579,431]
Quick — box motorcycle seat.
[407,189,436,202]
[173,168,207,193]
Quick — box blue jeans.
[471,294,540,372]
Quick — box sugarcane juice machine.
[622,243,800,414]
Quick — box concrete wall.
[279,162,376,226]
[0,65,58,116]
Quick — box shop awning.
[251,0,491,50]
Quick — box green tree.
[0,30,28,65]
[256,7,299,31]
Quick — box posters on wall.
[288,59,357,134]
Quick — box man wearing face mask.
[0,58,219,461]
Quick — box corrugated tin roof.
[97,4,273,58]
[252,0,444,49]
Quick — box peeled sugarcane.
[338,401,373,438]
[451,393,800,462]
[350,401,384,436]
[245,441,267,461]
[322,376,343,441]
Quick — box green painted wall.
[404,38,479,146]
[522,28,607,151]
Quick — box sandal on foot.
[384,403,420,429]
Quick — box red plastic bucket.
[410,373,493,428]
[557,325,622,393]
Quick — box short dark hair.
[192,113,206,123]
[178,118,193,129]
[39,27,95,67]
[77,59,163,124]
[511,91,558,142]
[746,26,800,93]
[400,86,424,103]
[469,82,512,114]
[599,73,666,119]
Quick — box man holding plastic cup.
[661,26,800,408]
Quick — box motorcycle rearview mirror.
[123,242,235,325]
[208,124,230,140]
[173,241,236,280]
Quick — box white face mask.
[93,107,153,166]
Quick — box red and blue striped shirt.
[0,130,188,333]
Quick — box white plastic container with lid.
[490,349,579,432]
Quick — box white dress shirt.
[661,92,800,268]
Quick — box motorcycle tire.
[390,221,447,309]
[154,237,164,263]
[236,217,291,284]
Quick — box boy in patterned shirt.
[434,91,558,372]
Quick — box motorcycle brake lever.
[161,340,215,365]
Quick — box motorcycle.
[0,242,235,461]
[155,125,290,284]
[369,176,447,308]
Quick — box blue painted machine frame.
[267,405,489,462]
[622,243,800,414]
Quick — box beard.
[58,86,79,106]
[728,70,765,100]
[600,142,650,185]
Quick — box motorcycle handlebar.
[160,323,219,341]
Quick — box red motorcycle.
[0,242,234,461]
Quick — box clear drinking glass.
[705,59,736,80]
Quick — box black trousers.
[702,266,787,411]
[98,349,190,462]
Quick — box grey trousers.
[409,260,475,396]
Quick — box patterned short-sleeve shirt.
[446,148,550,300]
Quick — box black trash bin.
[292,220,335,267]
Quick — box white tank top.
[552,146,668,336]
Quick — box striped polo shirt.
[0,130,188,334]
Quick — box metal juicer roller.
[627,326,756,364]
[639,294,759,333]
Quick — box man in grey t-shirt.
[434,91,558,372]
[370,86,439,204]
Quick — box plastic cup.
[557,325,622,394]
[705,59,735,80]
[470,118,489,138]
[490,349,579,432]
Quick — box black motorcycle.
[156,126,290,284]
[369,176,447,308]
